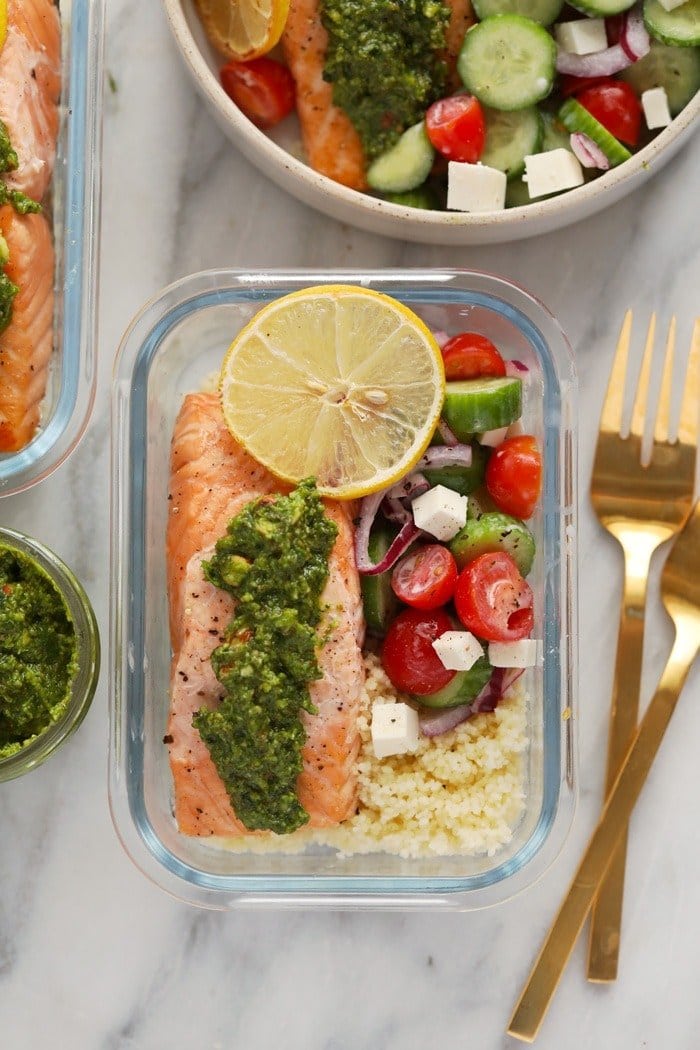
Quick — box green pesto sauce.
[0,270,18,335]
[0,119,41,215]
[0,547,78,760]
[194,479,338,835]
[0,122,18,175]
[322,0,451,159]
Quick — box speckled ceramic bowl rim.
[163,0,700,233]
[0,528,101,781]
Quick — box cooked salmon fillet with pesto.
[166,392,365,837]
[281,0,473,191]
[0,0,61,202]
[0,205,54,452]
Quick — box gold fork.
[587,314,699,981]
[508,496,700,1042]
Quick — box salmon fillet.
[282,0,367,191]
[166,392,365,837]
[0,205,54,452]
[0,0,61,203]
[446,0,475,58]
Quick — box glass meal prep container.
[0,0,103,497]
[110,269,578,910]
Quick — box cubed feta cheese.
[371,702,420,759]
[555,19,608,55]
[524,149,584,200]
[641,87,672,130]
[411,484,468,541]
[489,639,540,668]
[507,418,525,438]
[432,630,484,672]
[478,426,509,448]
[656,0,688,11]
[447,162,507,213]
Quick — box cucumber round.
[458,15,557,111]
[423,443,489,496]
[567,0,635,15]
[621,40,700,115]
[558,98,633,166]
[480,106,543,179]
[473,0,564,24]
[367,122,435,194]
[415,656,493,709]
[360,524,400,635]
[541,110,572,152]
[643,0,700,47]
[450,512,536,576]
[442,377,522,439]
[382,185,440,209]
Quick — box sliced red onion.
[355,488,423,575]
[382,495,411,525]
[570,132,611,170]
[387,472,430,501]
[419,666,525,737]
[433,330,450,349]
[507,359,529,374]
[620,6,650,62]
[416,445,472,470]
[436,418,460,446]
[556,42,631,77]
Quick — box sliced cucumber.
[621,40,700,115]
[643,0,700,48]
[505,177,532,207]
[558,99,633,166]
[360,524,400,635]
[481,106,543,179]
[541,110,572,152]
[458,15,557,111]
[467,488,501,519]
[442,377,522,440]
[415,657,493,709]
[473,0,564,25]
[382,185,439,209]
[568,0,636,15]
[450,512,536,576]
[367,122,435,194]
[423,443,489,496]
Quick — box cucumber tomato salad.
[358,332,542,739]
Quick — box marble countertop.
[1,2,699,1047]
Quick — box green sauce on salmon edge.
[321,0,451,160]
[195,479,339,836]
[0,546,78,759]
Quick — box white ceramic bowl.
[163,0,700,245]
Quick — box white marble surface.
[1,3,700,1047]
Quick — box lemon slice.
[194,0,289,61]
[220,286,446,499]
[0,1,7,51]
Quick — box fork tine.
[678,319,700,447]
[600,310,633,434]
[653,317,676,444]
[629,314,656,440]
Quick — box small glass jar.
[0,528,100,781]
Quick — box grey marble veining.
[0,1,699,1047]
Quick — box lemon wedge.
[194,0,289,61]
[0,1,7,51]
[219,286,445,499]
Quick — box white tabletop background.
[1,3,699,1048]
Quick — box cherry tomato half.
[576,82,642,147]
[441,333,506,380]
[425,95,485,163]
[220,57,295,130]
[559,74,614,98]
[391,544,458,610]
[454,552,534,642]
[381,608,455,695]
[485,435,542,520]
